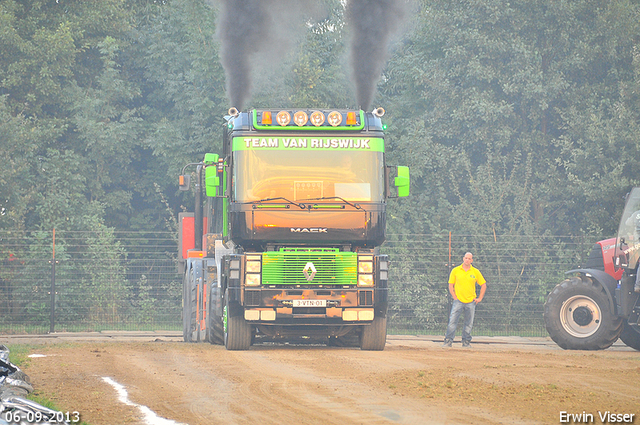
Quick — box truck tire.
[223,289,252,350]
[207,289,224,345]
[544,276,623,350]
[182,268,198,343]
[619,322,640,351]
[206,269,224,345]
[360,316,387,351]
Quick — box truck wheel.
[360,316,387,351]
[223,289,251,350]
[206,270,224,345]
[182,268,198,343]
[619,322,640,351]
[208,292,224,345]
[544,276,623,350]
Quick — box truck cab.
[179,108,409,350]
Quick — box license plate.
[293,299,326,307]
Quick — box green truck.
[178,107,409,350]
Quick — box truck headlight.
[358,255,374,286]
[246,256,261,273]
[358,259,373,273]
[246,273,261,286]
[245,254,262,286]
[358,274,374,287]
[229,259,240,279]
[379,259,388,280]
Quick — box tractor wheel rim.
[560,295,602,338]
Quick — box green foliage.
[138,0,226,158]
[31,149,88,230]
[79,204,131,325]
[383,0,640,239]
[0,0,132,117]
[0,96,59,232]
[5,344,32,368]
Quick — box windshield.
[616,188,640,270]
[233,149,384,203]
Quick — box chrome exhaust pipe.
[372,107,385,118]
[228,107,239,117]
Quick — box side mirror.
[394,166,410,197]
[204,153,220,197]
[179,174,191,191]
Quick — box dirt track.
[4,333,639,425]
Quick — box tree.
[382,0,640,238]
[0,0,137,232]
[0,96,59,232]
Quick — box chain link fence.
[0,230,596,337]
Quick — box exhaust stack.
[372,107,385,118]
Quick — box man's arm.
[448,282,457,300]
[475,283,487,304]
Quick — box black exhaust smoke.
[215,0,407,111]
[217,0,273,110]
[345,0,406,111]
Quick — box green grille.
[262,248,357,285]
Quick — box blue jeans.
[445,299,476,343]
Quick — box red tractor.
[544,187,640,350]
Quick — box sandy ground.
[2,332,639,425]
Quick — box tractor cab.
[615,187,640,273]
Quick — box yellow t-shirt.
[448,265,486,303]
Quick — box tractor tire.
[182,268,198,343]
[223,289,252,350]
[619,322,640,351]
[544,276,623,350]
[360,316,387,351]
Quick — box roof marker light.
[262,111,272,125]
[294,111,308,126]
[346,111,357,125]
[276,111,291,126]
[310,111,325,126]
[328,111,342,127]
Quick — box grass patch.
[3,344,91,425]
[4,344,34,369]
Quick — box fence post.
[49,228,56,333]
[445,231,452,318]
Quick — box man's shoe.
[462,340,471,348]
[442,339,452,348]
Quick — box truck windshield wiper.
[304,196,364,210]
[244,197,305,209]
[245,196,365,211]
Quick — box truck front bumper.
[242,287,382,323]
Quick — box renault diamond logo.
[303,262,317,281]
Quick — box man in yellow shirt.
[442,252,487,348]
